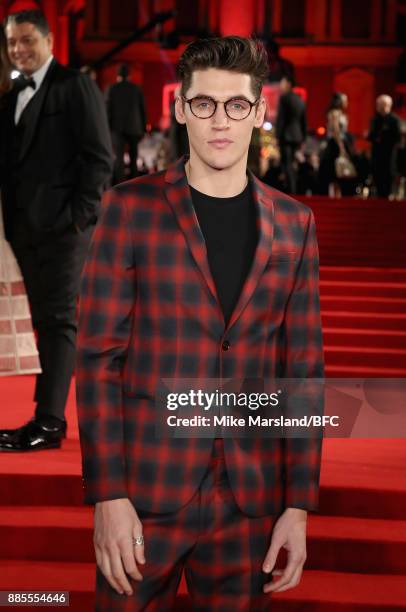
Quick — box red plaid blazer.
[76,156,324,516]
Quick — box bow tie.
[16,75,36,91]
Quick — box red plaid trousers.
[96,438,275,611]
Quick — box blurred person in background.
[393,123,406,200]
[275,75,307,194]
[368,95,401,197]
[265,37,295,84]
[0,9,112,452]
[296,151,319,196]
[318,92,357,197]
[106,63,147,184]
[260,149,284,192]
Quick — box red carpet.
[0,257,405,610]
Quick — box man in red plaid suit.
[76,36,324,611]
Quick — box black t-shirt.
[190,182,258,326]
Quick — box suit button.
[222,340,230,351]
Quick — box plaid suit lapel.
[226,172,274,331]
[164,157,222,319]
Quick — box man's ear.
[174,96,187,125]
[253,97,266,128]
[47,32,54,52]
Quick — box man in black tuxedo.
[0,9,113,452]
[275,76,307,194]
[105,63,146,184]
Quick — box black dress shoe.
[0,417,67,452]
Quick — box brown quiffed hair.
[178,36,269,99]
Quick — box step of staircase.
[0,472,83,507]
[319,267,406,284]
[0,560,95,612]
[322,311,406,332]
[325,364,406,377]
[1,508,405,575]
[320,295,406,314]
[0,506,93,563]
[320,280,406,299]
[324,346,406,369]
[270,569,406,612]
[306,515,406,574]
[323,328,406,349]
[1,560,405,612]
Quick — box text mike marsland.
[167,415,340,428]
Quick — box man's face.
[376,98,391,115]
[279,77,290,94]
[175,68,265,172]
[6,21,53,75]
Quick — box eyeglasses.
[182,95,259,121]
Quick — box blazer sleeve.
[76,188,135,504]
[280,209,324,512]
[69,74,113,231]
[104,84,113,128]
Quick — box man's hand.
[94,498,145,596]
[262,507,307,594]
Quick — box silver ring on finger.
[133,535,144,546]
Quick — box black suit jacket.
[276,91,307,145]
[368,112,401,157]
[105,80,146,136]
[0,59,113,241]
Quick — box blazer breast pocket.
[268,251,299,263]
[257,252,299,315]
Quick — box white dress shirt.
[14,54,54,125]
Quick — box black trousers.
[10,211,93,421]
[112,132,141,185]
[372,153,393,197]
[279,142,299,194]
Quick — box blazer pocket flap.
[269,251,298,262]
